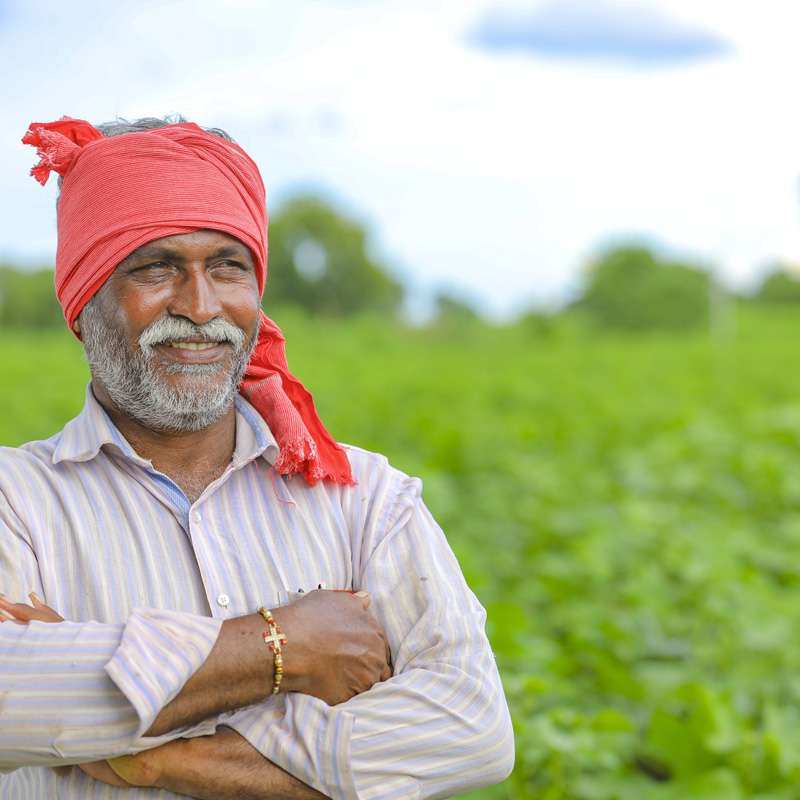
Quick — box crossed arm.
[0,473,514,798]
[76,728,326,799]
[0,590,389,798]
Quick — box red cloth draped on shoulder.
[23,116,354,486]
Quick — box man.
[0,116,514,798]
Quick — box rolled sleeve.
[105,607,223,750]
[0,609,221,769]
[0,458,223,769]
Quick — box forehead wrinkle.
[119,242,253,266]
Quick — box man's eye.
[136,261,170,272]
[216,260,251,272]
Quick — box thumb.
[352,590,371,609]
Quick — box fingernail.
[353,590,370,597]
[29,592,44,603]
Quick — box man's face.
[79,229,262,432]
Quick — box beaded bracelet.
[258,607,287,695]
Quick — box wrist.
[257,607,286,695]
[108,744,174,788]
[269,604,307,694]
[149,737,199,792]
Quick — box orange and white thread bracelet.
[258,607,287,695]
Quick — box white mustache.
[138,317,247,356]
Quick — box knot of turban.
[23,116,355,486]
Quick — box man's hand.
[79,758,139,788]
[80,743,170,789]
[80,728,328,799]
[275,589,393,705]
[79,740,175,790]
[1,588,392,734]
[0,590,393,709]
[0,590,376,797]
[0,592,64,623]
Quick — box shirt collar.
[52,382,280,468]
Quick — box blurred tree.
[434,291,481,324]
[751,266,800,303]
[0,265,63,329]
[429,290,484,338]
[264,196,404,317]
[574,246,710,331]
[517,310,556,339]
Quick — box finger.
[0,595,29,612]
[29,593,64,621]
[0,595,63,624]
[0,608,22,623]
[0,596,30,621]
[383,644,393,681]
[351,590,371,609]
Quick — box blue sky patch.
[469,0,732,66]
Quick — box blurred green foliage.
[0,264,63,329]
[5,193,800,798]
[4,305,800,799]
[4,212,800,333]
[0,195,405,328]
[264,195,403,317]
[572,246,711,331]
[751,267,800,304]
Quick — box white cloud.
[4,0,800,319]
[468,0,731,65]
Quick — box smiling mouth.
[164,341,224,351]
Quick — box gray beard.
[80,297,257,433]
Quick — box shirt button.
[216,594,230,608]
[192,511,201,524]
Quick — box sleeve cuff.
[104,608,222,742]
[126,717,219,753]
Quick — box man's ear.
[72,317,82,338]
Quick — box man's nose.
[167,267,223,323]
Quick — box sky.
[3,0,800,322]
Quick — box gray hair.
[94,113,236,143]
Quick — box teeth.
[166,342,219,350]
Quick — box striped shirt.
[0,385,514,799]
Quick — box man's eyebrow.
[212,246,253,260]
[123,244,253,262]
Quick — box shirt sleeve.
[0,493,222,770]
[225,467,515,800]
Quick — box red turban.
[23,116,354,486]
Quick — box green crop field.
[2,306,800,800]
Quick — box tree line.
[2,194,799,331]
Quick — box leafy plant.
[4,306,800,799]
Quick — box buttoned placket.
[92,393,280,621]
[107,452,251,620]
[188,465,238,618]
[187,449,275,619]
